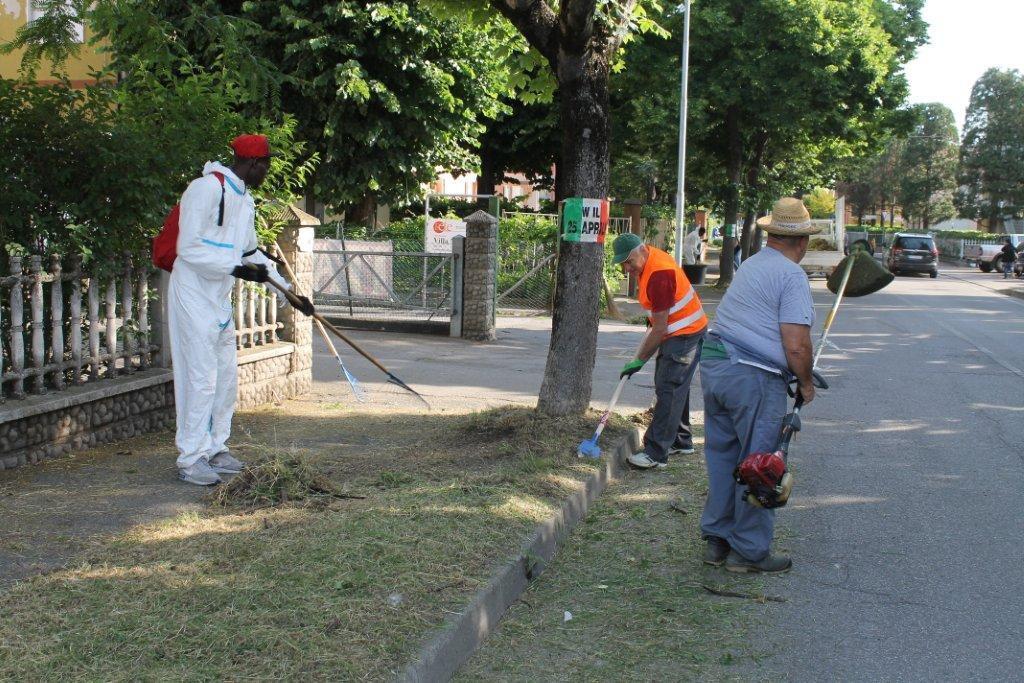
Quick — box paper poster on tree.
[561,198,609,244]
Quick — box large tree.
[957,68,1024,230]
[897,103,958,229]
[436,0,666,415]
[686,0,926,284]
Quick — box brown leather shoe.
[725,551,792,574]
[702,537,730,566]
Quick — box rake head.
[577,436,602,459]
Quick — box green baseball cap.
[612,233,643,264]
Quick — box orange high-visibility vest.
[637,246,707,338]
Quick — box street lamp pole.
[673,0,692,266]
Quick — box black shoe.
[725,551,792,574]
[702,537,730,566]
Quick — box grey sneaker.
[209,451,245,474]
[725,551,792,574]
[627,452,667,469]
[703,537,730,567]
[178,460,222,486]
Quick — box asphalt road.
[746,265,1024,681]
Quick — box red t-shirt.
[646,270,676,312]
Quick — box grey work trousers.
[642,331,705,463]
[699,358,788,561]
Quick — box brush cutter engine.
[734,450,793,509]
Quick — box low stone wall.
[0,213,317,472]
[237,342,310,408]
[0,342,308,471]
[0,370,175,470]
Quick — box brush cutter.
[817,244,894,366]
[735,376,825,509]
[736,246,893,508]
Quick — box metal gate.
[312,238,455,330]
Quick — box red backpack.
[153,172,226,272]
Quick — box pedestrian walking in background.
[611,233,708,470]
[169,134,314,485]
[698,197,820,574]
[1000,238,1016,279]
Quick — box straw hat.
[756,198,822,236]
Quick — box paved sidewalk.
[939,261,1024,300]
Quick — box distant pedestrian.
[698,197,820,574]
[611,233,708,470]
[682,226,706,265]
[1000,238,1016,279]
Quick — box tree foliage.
[957,68,1024,228]
[0,74,314,263]
[802,188,836,220]
[83,0,512,210]
[682,0,926,282]
[897,103,958,229]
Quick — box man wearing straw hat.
[698,197,820,574]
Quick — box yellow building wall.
[0,0,109,82]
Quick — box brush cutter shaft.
[815,256,854,367]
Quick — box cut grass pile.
[458,428,768,681]
[210,453,347,509]
[0,402,634,680]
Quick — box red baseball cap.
[230,134,272,159]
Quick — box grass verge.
[457,428,768,681]
[0,402,632,680]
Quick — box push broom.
[578,338,645,459]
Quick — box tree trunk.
[537,51,611,417]
[740,210,756,259]
[740,133,767,261]
[478,144,500,197]
[717,106,742,287]
[350,194,377,229]
[751,222,764,255]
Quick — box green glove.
[620,358,646,379]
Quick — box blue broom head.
[577,437,602,459]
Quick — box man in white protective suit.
[170,134,315,485]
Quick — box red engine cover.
[736,450,786,489]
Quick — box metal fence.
[312,238,455,324]
[0,254,156,401]
[495,211,637,313]
[497,240,557,313]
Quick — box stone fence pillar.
[275,208,316,395]
[461,210,497,341]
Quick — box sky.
[905,0,1024,135]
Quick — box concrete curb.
[398,427,643,683]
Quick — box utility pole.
[673,0,692,266]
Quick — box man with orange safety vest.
[611,233,708,469]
